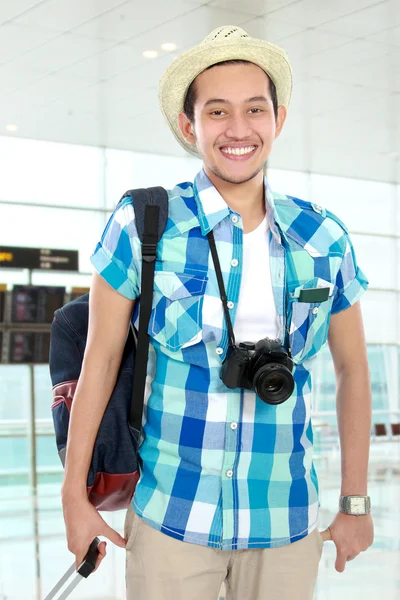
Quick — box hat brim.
[159,38,293,158]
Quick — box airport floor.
[0,456,399,600]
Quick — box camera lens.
[263,375,283,393]
[254,364,294,405]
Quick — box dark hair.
[183,60,278,123]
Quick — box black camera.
[220,338,294,405]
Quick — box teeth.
[221,146,256,156]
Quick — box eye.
[249,108,263,114]
[210,110,225,116]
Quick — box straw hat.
[158,25,292,158]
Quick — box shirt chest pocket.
[149,271,208,351]
[288,278,335,364]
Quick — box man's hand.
[320,512,374,572]
[62,492,126,571]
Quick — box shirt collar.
[194,168,283,243]
[194,169,230,235]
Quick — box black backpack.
[49,187,169,511]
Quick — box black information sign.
[0,246,78,271]
[11,285,65,324]
[9,331,51,364]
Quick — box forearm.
[336,366,372,496]
[62,354,121,499]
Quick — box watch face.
[350,497,366,514]
[340,496,370,515]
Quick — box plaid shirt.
[91,168,368,550]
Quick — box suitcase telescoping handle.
[44,537,100,600]
[76,537,100,577]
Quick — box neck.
[203,165,266,233]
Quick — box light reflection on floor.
[0,458,399,599]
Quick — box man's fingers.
[97,540,107,559]
[103,524,127,549]
[347,554,358,562]
[320,528,332,542]
[335,549,347,573]
[93,541,107,572]
[73,525,125,571]
[75,539,105,571]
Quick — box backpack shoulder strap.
[125,186,169,432]
[120,186,169,242]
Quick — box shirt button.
[226,469,233,478]
[231,215,239,224]
[312,307,319,315]
[230,422,238,430]
[216,347,223,355]
[231,259,239,267]
[227,301,234,309]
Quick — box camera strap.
[207,231,236,348]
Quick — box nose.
[225,112,253,140]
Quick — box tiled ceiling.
[0,0,399,183]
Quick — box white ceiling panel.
[97,54,179,97]
[316,95,392,128]
[324,51,400,92]
[0,70,88,112]
[0,21,58,64]
[277,29,352,61]
[48,86,159,121]
[209,0,298,17]
[51,42,146,86]
[109,5,255,53]
[240,16,304,44]
[321,0,400,38]
[368,24,400,47]
[73,0,228,43]
[27,111,106,147]
[181,0,214,4]
[1,33,114,82]
[0,0,45,25]
[0,60,47,99]
[257,0,381,29]
[302,38,389,78]
[110,91,159,118]
[307,76,382,115]
[35,86,116,117]
[14,0,129,32]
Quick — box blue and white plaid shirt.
[91,168,368,550]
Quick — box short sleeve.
[90,200,140,300]
[331,232,369,315]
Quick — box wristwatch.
[339,495,371,516]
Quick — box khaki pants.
[125,505,324,600]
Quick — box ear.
[274,105,287,139]
[178,112,196,145]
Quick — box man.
[62,26,374,600]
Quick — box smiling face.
[178,62,287,186]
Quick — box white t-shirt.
[234,216,279,344]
